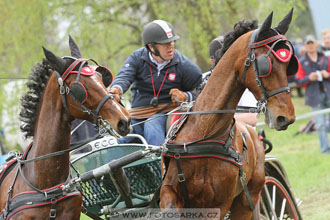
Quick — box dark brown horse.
[161,10,296,220]
[0,36,131,219]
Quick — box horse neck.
[25,73,72,189]
[176,53,245,142]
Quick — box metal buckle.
[244,58,250,66]
[178,173,185,182]
[49,209,56,218]
[49,198,57,218]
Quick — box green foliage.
[47,0,307,73]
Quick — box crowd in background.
[293,29,330,154]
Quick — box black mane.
[215,19,258,65]
[19,59,52,139]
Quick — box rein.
[131,103,261,128]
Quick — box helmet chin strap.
[150,43,167,62]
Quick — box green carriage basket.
[70,135,162,217]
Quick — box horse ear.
[69,35,82,58]
[274,8,294,35]
[42,46,66,74]
[256,11,273,39]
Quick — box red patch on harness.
[274,48,291,62]
[80,66,96,76]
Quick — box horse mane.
[19,59,53,139]
[215,19,258,65]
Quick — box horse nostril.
[117,118,131,135]
[276,116,288,126]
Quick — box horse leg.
[160,185,184,209]
[230,163,265,219]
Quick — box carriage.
[69,132,302,220]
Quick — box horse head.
[241,9,296,130]
[42,36,131,136]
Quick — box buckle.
[49,208,56,218]
[244,58,250,66]
[178,173,185,182]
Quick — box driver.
[110,20,202,145]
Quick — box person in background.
[110,20,202,145]
[296,35,330,154]
[199,36,258,127]
[289,38,305,97]
[320,29,330,56]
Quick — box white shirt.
[238,89,257,107]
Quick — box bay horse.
[161,9,297,220]
[0,36,131,219]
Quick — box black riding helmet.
[209,36,224,59]
[142,20,180,58]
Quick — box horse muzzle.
[117,118,131,136]
[265,110,295,131]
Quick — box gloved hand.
[109,86,122,102]
[169,88,187,103]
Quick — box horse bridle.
[241,29,292,113]
[55,57,122,138]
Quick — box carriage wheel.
[255,177,299,220]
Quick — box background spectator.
[320,29,330,56]
[296,34,330,154]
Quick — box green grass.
[81,95,330,220]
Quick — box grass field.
[81,95,330,220]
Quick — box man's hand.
[308,72,318,81]
[321,70,329,79]
[169,88,187,103]
[109,87,122,102]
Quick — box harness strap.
[3,167,19,219]
[241,30,258,84]
[249,34,285,48]
[49,198,57,220]
[18,134,101,165]
[56,72,71,116]
[17,161,44,194]
[266,86,290,98]
[241,133,249,164]
[175,156,190,208]
[239,166,255,211]
[0,190,80,220]
[95,93,114,114]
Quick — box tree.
[49,0,306,72]
[0,0,55,148]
